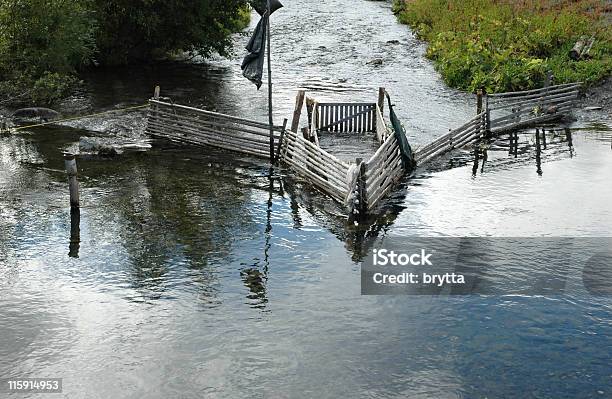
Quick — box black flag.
[241,13,268,89]
[241,1,283,89]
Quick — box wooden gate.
[314,103,377,133]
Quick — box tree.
[93,0,250,65]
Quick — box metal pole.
[266,1,274,163]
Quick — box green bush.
[0,0,97,105]
[94,0,250,65]
[0,0,250,105]
[393,0,612,93]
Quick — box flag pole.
[266,0,274,164]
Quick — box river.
[1,1,612,398]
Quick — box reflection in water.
[535,128,543,176]
[565,127,574,157]
[1,0,612,394]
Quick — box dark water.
[1,1,612,398]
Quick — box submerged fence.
[145,82,581,219]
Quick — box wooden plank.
[334,105,339,132]
[367,138,399,173]
[283,144,349,184]
[150,100,284,131]
[151,108,277,139]
[284,149,349,189]
[317,102,376,107]
[284,131,350,171]
[290,90,306,133]
[147,126,270,158]
[284,157,347,202]
[367,133,397,169]
[368,161,404,210]
[147,115,277,147]
[367,151,402,191]
[489,91,579,111]
[491,102,575,133]
[368,161,403,205]
[488,82,581,99]
[147,120,273,153]
[283,142,349,182]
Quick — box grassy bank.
[393,0,612,93]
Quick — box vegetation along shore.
[392,0,612,93]
[0,0,250,107]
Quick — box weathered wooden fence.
[313,102,377,133]
[414,112,487,165]
[282,88,414,217]
[145,81,581,220]
[488,82,581,134]
[413,82,581,167]
[146,96,287,160]
[280,128,351,204]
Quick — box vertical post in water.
[477,88,483,114]
[291,90,306,133]
[153,85,160,99]
[349,157,368,223]
[69,208,80,258]
[64,153,79,209]
[378,87,386,114]
[266,1,274,164]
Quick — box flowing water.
[1,1,612,398]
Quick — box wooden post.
[349,157,367,222]
[377,87,386,114]
[477,88,483,114]
[291,90,305,133]
[64,153,79,209]
[472,146,480,176]
[69,208,80,258]
[301,127,310,140]
[274,118,288,164]
[485,108,491,140]
[357,158,368,218]
[266,2,274,164]
[153,86,160,99]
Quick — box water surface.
[1,1,612,398]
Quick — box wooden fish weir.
[414,82,581,166]
[144,81,581,220]
[146,89,288,160]
[280,88,407,218]
[487,82,581,134]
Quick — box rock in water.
[12,107,60,121]
[79,137,119,157]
